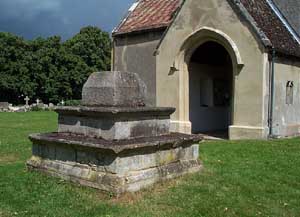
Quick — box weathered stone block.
[27,133,202,194]
[82,71,147,107]
[56,106,175,140]
[0,102,9,109]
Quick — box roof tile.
[240,0,300,58]
[114,0,180,35]
[114,0,300,58]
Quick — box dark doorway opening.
[189,41,233,134]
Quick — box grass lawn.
[0,111,300,217]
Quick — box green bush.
[64,100,81,106]
[30,106,45,112]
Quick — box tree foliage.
[64,26,111,71]
[0,26,111,104]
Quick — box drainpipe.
[268,48,276,138]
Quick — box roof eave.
[274,48,300,61]
[112,26,168,37]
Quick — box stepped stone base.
[27,133,202,194]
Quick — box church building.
[112,0,300,140]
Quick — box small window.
[286,81,294,105]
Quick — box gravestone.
[24,96,30,107]
[49,103,54,109]
[0,102,9,111]
[27,71,202,194]
[0,102,9,109]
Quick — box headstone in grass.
[0,102,9,111]
[0,102,9,109]
[24,96,30,107]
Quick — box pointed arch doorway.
[189,41,233,135]
[173,27,244,139]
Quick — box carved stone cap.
[82,71,147,107]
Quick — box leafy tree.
[64,26,111,71]
[0,26,111,104]
[0,32,29,103]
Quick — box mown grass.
[0,112,300,217]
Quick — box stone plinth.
[56,106,175,140]
[27,133,202,194]
[82,71,147,107]
[27,71,202,194]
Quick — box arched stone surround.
[171,27,244,135]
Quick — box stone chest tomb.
[27,71,202,194]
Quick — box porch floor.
[196,130,228,140]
